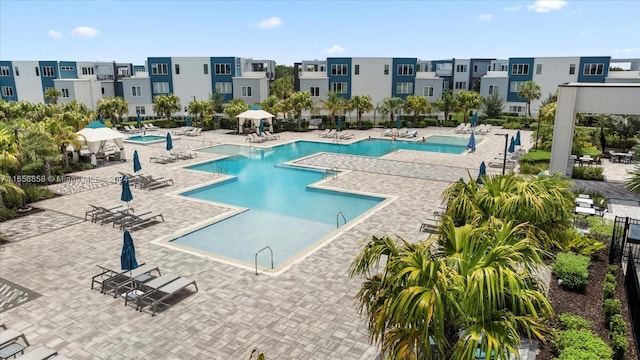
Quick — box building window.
[583,63,604,75]
[511,64,529,75]
[151,63,168,75]
[61,88,69,98]
[81,66,94,75]
[131,86,142,97]
[309,86,320,97]
[60,66,75,71]
[331,64,347,75]
[0,66,10,76]
[175,64,180,75]
[397,64,414,76]
[501,64,508,71]
[203,64,208,75]
[454,81,467,89]
[152,82,169,93]
[488,85,499,95]
[456,64,468,72]
[241,86,252,97]
[215,82,232,94]
[1,86,14,97]
[35,67,40,76]
[510,81,526,93]
[396,82,413,94]
[136,106,146,115]
[474,64,478,72]
[509,105,525,113]
[569,64,576,75]
[101,87,105,94]
[423,86,434,97]
[536,64,542,75]
[14,66,19,76]
[42,66,55,77]
[487,65,491,71]
[384,65,389,75]
[215,63,231,75]
[354,64,359,75]
[331,82,347,94]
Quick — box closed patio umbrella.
[508,136,516,153]
[137,113,142,130]
[121,175,133,209]
[477,161,486,184]
[133,150,142,173]
[471,112,478,127]
[259,119,265,134]
[99,115,104,124]
[185,115,192,127]
[337,117,342,131]
[467,131,476,152]
[396,116,401,130]
[121,229,138,271]
[515,130,521,146]
[166,133,173,151]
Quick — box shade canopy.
[121,229,139,271]
[237,109,275,133]
[76,122,127,165]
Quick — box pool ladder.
[323,167,339,180]
[249,145,258,157]
[336,211,346,228]
[255,246,274,275]
[212,164,227,176]
[391,143,399,154]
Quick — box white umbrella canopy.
[236,109,275,133]
[76,122,127,165]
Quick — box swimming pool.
[171,137,468,270]
[124,135,166,144]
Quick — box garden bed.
[537,250,638,359]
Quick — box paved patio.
[0,127,637,359]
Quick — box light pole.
[495,133,509,175]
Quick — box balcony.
[299,71,328,79]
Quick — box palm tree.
[187,99,214,127]
[45,117,84,168]
[152,94,180,122]
[349,95,373,129]
[626,166,640,194]
[403,95,432,125]
[434,90,458,123]
[454,91,482,124]
[349,217,553,359]
[320,92,348,127]
[288,91,314,129]
[518,81,541,119]
[380,97,404,128]
[260,95,280,120]
[96,97,128,125]
[223,99,249,132]
[209,92,225,114]
[44,88,61,105]
[270,76,294,100]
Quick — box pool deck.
[1,127,638,359]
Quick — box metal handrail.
[212,163,227,176]
[336,211,346,228]
[249,145,258,156]
[255,246,274,275]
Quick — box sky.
[1,0,639,67]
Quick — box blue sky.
[1,0,639,66]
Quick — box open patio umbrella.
[185,115,192,127]
[467,131,476,152]
[136,113,142,130]
[337,117,342,131]
[166,132,173,151]
[121,175,133,209]
[508,136,516,153]
[477,161,486,184]
[515,130,521,146]
[133,150,142,173]
[471,112,478,127]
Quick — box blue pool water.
[172,137,468,268]
[124,135,166,143]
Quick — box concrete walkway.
[0,127,637,359]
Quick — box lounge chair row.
[118,172,174,190]
[381,128,418,138]
[91,264,198,316]
[246,131,279,143]
[0,324,70,360]
[85,203,164,231]
[172,127,202,136]
[318,129,356,139]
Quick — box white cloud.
[47,30,62,39]
[624,28,631,32]
[70,26,100,37]
[528,0,567,13]
[256,17,283,29]
[613,48,640,54]
[325,44,345,55]
[478,14,493,21]
[504,5,521,12]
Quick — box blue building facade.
[326,57,352,99]
[0,61,18,102]
[148,57,173,99]
[506,57,535,102]
[391,58,417,99]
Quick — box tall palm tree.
[434,90,458,123]
[270,76,294,100]
[320,92,348,127]
[44,88,61,105]
[403,95,432,125]
[260,95,280,119]
[518,81,541,119]
[288,91,314,129]
[187,99,214,127]
[454,91,482,124]
[349,95,373,129]
[152,94,180,122]
[625,166,640,195]
[350,217,552,360]
[45,117,84,168]
[223,98,249,131]
[96,97,128,125]
[380,97,404,128]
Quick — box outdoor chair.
[143,123,159,131]
[120,211,165,231]
[338,132,355,140]
[172,126,192,135]
[185,128,202,136]
[381,128,393,137]
[320,129,336,138]
[419,218,439,233]
[91,263,161,297]
[264,131,279,140]
[138,175,173,190]
[0,324,30,359]
[135,276,198,316]
[10,345,61,360]
[86,204,131,223]
[124,273,181,310]
[318,129,331,137]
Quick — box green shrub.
[557,313,592,330]
[21,160,44,177]
[571,166,605,181]
[604,298,622,321]
[0,208,16,221]
[561,231,606,257]
[552,329,612,359]
[609,314,626,335]
[552,252,590,291]
[610,331,628,360]
[603,282,616,300]
[519,162,549,175]
[604,273,616,285]
[502,121,523,130]
[587,217,614,243]
[606,265,619,276]
[23,184,55,203]
[519,150,552,163]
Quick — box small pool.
[124,135,166,144]
[170,137,468,270]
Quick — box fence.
[625,248,640,356]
